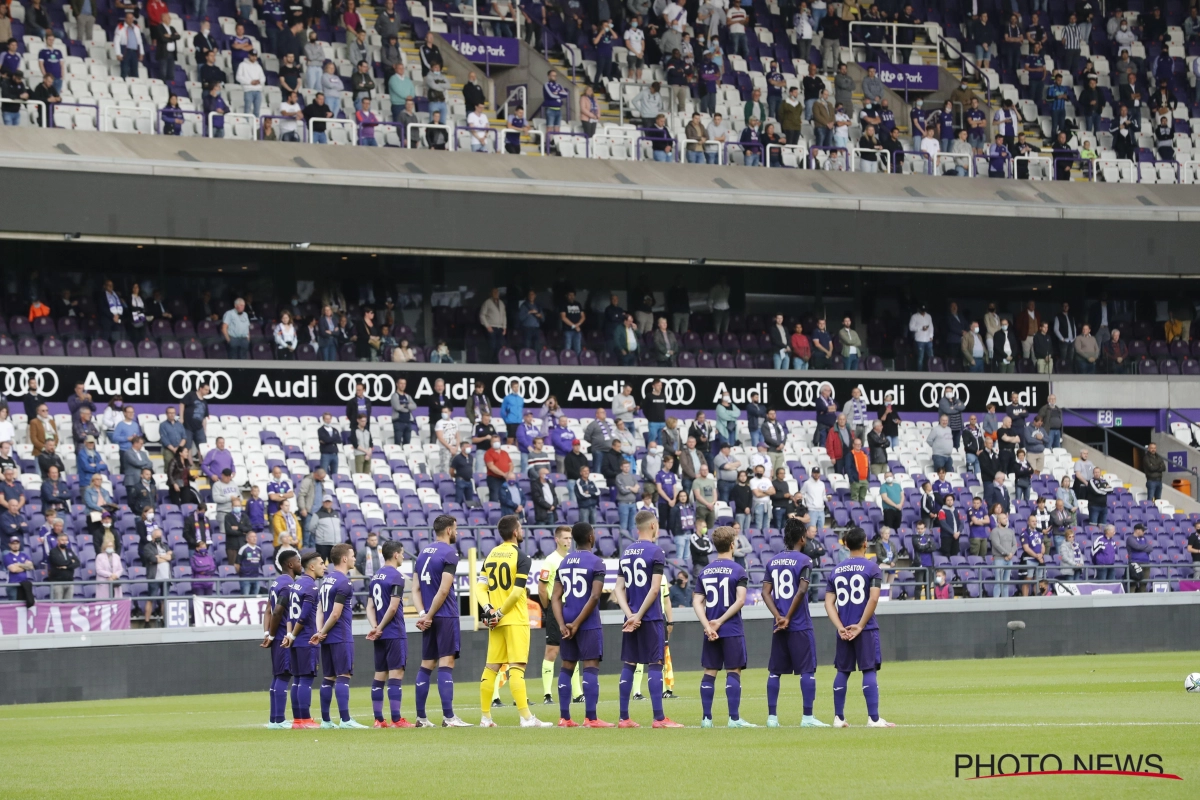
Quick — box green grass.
[2,652,1199,798]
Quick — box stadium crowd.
[0,1,1198,179]
[4,270,1200,375]
[2,362,1198,620]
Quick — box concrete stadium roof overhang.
[1,127,1199,276]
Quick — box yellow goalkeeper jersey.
[478,541,531,628]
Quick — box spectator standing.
[518,290,545,350]
[838,316,862,370]
[992,319,1017,373]
[47,531,80,600]
[927,415,954,472]
[1091,524,1117,582]
[1142,443,1166,502]
[1126,524,1152,592]
[909,305,934,370]
[988,512,1017,597]
[1087,467,1111,525]
[1073,324,1099,373]
[1053,302,1076,368]
[479,287,507,358]
[221,298,251,359]
[937,387,965,450]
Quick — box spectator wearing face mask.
[992,318,1017,373]
[961,320,986,372]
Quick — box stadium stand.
[2,0,1199,181]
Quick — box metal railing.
[1013,153,1053,180]
[934,151,973,176]
[848,21,941,67]
[547,130,589,157]
[1061,406,1149,463]
[1092,157,1136,183]
[260,113,308,142]
[765,142,809,168]
[809,145,851,170]
[456,124,499,152]
[406,121,454,150]
[428,0,523,40]
[502,85,526,121]
[103,105,155,134]
[504,126,544,155]
[894,149,932,174]
[157,107,203,136]
[49,101,98,130]
[850,146,890,173]
[208,111,257,139]
[11,98,48,128]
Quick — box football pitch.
[2,651,1196,798]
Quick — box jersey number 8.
[371,582,385,611]
[485,562,512,591]
[834,574,866,607]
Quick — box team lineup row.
[261,513,894,729]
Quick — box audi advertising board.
[0,363,1049,415]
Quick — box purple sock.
[319,680,333,722]
[288,677,301,720]
[726,672,742,721]
[833,671,849,719]
[414,667,432,718]
[582,667,600,721]
[335,677,352,722]
[371,679,385,721]
[437,667,455,718]
[558,668,573,720]
[386,679,403,722]
[863,670,879,722]
[801,673,816,716]
[296,676,313,719]
[766,672,780,716]
[270,677,289,723]
[700,674,715,719]
[618,663,635,720]
[647,664,664,722]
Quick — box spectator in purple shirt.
[1091,524,1117,582]
[1125,523,1152,592]
[201,437,235,482]
[354,97,378,145]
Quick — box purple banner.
[443,33,520,66]
[0,599,132,635]
[861,64,939,90]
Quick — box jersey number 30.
[485,562,512,591]
[834,574,867,607]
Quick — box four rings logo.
[0,367,59,397]
[335,373,395,403]
[782,380,834,408]
[641,378,696,406]
[920,382,969,409]
[492,376,550,404]
[168,370,233,400]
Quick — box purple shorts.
[290,644,318,678]
[560,627,604,663]
[321,641,354,678]
[270,639,291,677]
[374,637,407,673]
[701,635,747,671]
[620,619,665,665]
[421,616,461,662]
[833,628,882,673]
[768,629,817,675]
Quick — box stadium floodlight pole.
[468,546,479,631]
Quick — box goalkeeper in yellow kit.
[475,514,553,727]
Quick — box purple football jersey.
[1022,529,1045,556]
[416,541,459,618]
[289,574,319,641]
[319,570,355,644]
[269,573,293,619]
[763,551,814,632]
[558,550,606,630]
[825,557,883,631]
[369,565,406,640]
[694,559,749,637]
[618,541,666,623]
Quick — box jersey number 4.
[833,574,866,607]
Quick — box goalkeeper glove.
[481,604,501,629]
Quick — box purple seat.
[753,353,772,369]
[296,344,318,360]
[160,340,183,358]
[735,352,755,369]
[1191,339,1200,358]
[497,347,518,365]
[578,348,599,367]
[207,341,228,359]
[338,343,356,361]
[8,316,31,337]
[1139,358,1160,375]
[716,352,735,369]
[66,339,88,357]
[137,339,160,358]
[680,330,700,351]
[0,336,12,356]
[518,348,538,365]
[174,319,195,339]
[701,332,720,351]
[57,317,79,338]
[150,319,172,339]
[1169,340,1189,359]
[739,332,759,352]
[697,351,715,369]
[16,336,38,356]
[1149,340,1170,359]
[928,357,945,372]
[31,316,55,338]
[1128,339,1147,359]
[720,332,740,351]
[559,349,579,366]
[90,339,113,358]
[1159,358,1180,375]
[866,354,884,370]
[1182,358,1200,376]
[678,351,697,368]
[114,339,137,357]
[40,337,64,357]
[182,339,205,358]
[251,342,274,359]
[196,319,219,341]
[538,348,559,365]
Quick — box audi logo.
[920,382,969,410]
[641,378,696,406]
[168,370,233,400]
[0,367,59,397]
[492,376,551,405]
[782,380,834,408]
[335,373,395,403]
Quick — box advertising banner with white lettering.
[0,599,132,635]
[860,63,939,90]
[192,596,271,628]
[4,363,1048,415]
